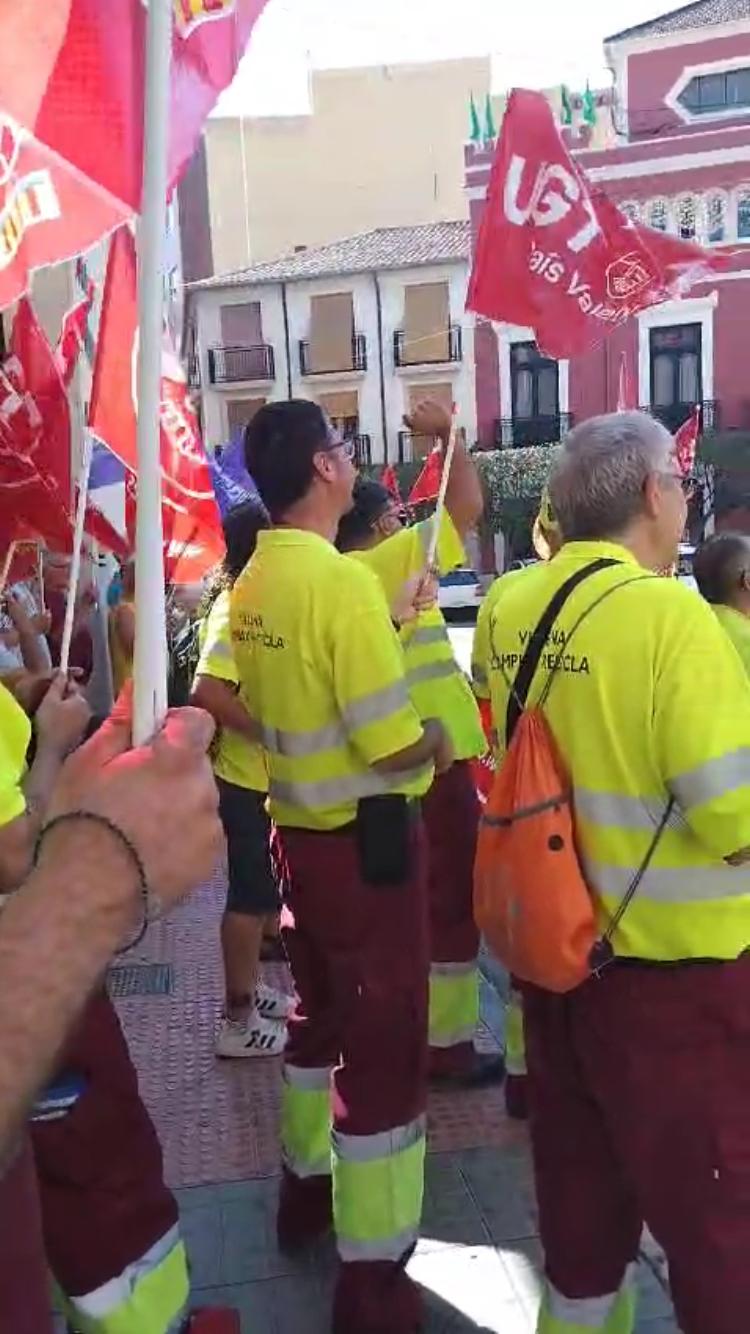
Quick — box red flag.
[381,464,401,502]
[83,495,130,560]
[617,353,637,412]
[674,405,701,477]
[467,89,735,359]
[89,227,224,582]
[408,447,443,505]
[0,303,73,552]
[55,283,95,388]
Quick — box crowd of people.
[1,401,750,1334]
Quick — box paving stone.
[410,1243,532,1334]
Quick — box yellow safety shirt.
[712,604,750,679]
[195,590,268,793]
[231,528,433,831]
[0,681,30,828]
[472,566,530,702]
[486,540,750,964]
[355,514,485,761]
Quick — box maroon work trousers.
[30,989,178,1302]
[422,761,480,1075]
[279,819,429,1334]
[524,953,750,1334]
[0,1138,53,1334]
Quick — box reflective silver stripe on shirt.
[545,1264,636,1327]
[250,680,411,758]
[406,660,458,688]
[204,639,233,662]
[283,1064,333,1093]
[671,748,750,811]
[472,663,488,687]
[270,765,428,811]
[584,856,750,904]
[574,787,687,833]
[70,1225,183,1318]
[333,1114,426,1165]
[408,624,451,648]
[338,1224,420,1265]
[341,678,410,731]
[430,961,477,979]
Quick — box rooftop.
[187,221,471,291]
[607,0,750,42]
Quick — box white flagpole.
[60,432,93,675]
[425,418,459,570]
[36,543,46,613]
[133,0,172,744]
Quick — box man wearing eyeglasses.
[231,401,452,1334]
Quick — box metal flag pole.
[60,432,93,674]
[133,0,172,744]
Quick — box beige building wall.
[205,57,490,273]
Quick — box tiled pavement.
[111,866,681,1333]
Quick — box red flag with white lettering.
[89,227,224,582]
[0,1,269,309]
[11,298,72,498]
[56,282,96,388]
[467,89,734,359]
[674,405,701,477]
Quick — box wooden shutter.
[403,283,449,365]
[226,397,266,437]
[220,302,263,346]
[309,293,354,373]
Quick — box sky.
[215,0,670,117]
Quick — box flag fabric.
[467,88,735,360]
[210,453,259,519]
[675,405,701,477]
[469,94,482,147]
[89,227,224,583]
[381,464,402,502]
[11,298,72,499]
[0,1,269,308]
[217,433,259,500]
[55,282,96,387]
[0,365,72,554]
[484,93,497,146]
[617,353,637,411]
[82,494,130,559]
[582,83,597,127]
[560,85,573,126]
[408,447,443,505]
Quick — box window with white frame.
[647,199,669,232]
[621,201,640,222]
[675,195,698,241]
[738,188,750,240]
[679,68,750,117]
[705,193,727,244]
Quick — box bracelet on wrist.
[33,812,156,955]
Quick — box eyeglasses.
[660,471,699,499]
[320,436,356,462]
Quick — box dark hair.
[336,477,391,552]
[694,532,750,605]
[244,401,329,521]
[223,499,270,583]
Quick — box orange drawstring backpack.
[474,560,671,993]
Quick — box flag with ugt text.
[0,338,72,554]
[467,88,735,359]
[89,227,224,583]
[0,1,269,309]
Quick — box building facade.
[469,0,750,450]
[182,58,491,277]
[186,222,475,463]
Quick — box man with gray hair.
[483,411,750,1334]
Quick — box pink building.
[469,0,750,450]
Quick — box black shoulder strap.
[505,558,619,746]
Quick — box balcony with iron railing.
[299,334,368,377]
[643,400,719,434]
[351,434,372,466]
[393,324,462,368]
[208,344,276,385]
[495,413,574,448]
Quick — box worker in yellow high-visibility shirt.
[486,410,750,1334]
[232,400,452,1334]
[694,531,750,676]
[337,400,503,1087]
[472,489,563,1120]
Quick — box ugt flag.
[0,0,269,308]
[467,88,734,359]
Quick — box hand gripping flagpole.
[425,411,459,571]
[133,0,172,743]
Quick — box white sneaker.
[215,1011,287,1059]
[255,981,296,1022]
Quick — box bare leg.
[221,911,264,1021]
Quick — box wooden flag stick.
[425,415,459,570]
[0,541,17,601]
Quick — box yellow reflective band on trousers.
[428,962,479,1048]
[63,1231,188,1334]
[333,1116,426,1262]
[281,1064,333,1178]
[537,1269,636,1334]
[505,989,526,1077]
